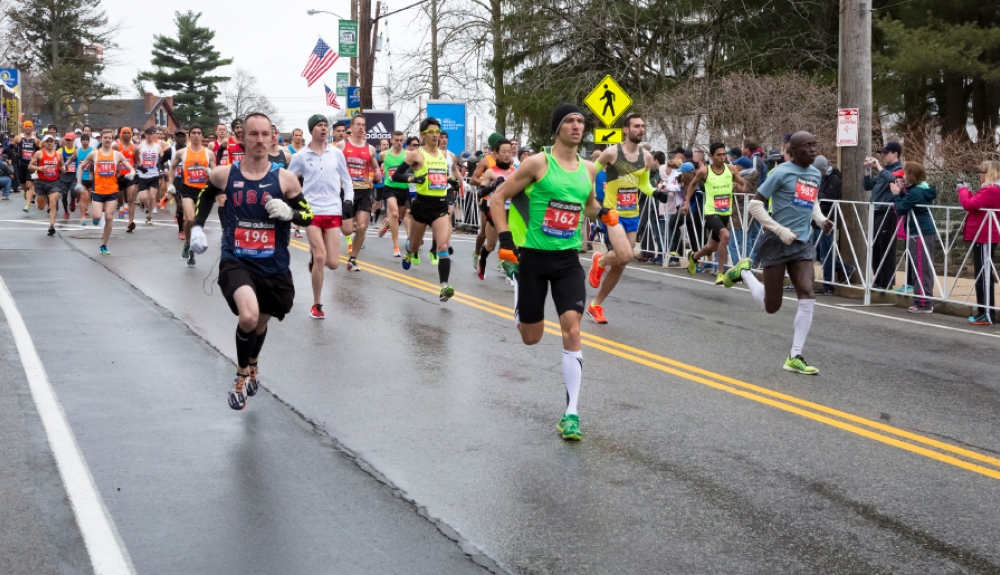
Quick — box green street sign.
[338,20,358,58]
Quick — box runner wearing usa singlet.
[29,134,64,236]
[335,114,381,271]
[79,129,135,255]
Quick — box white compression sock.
[562,350,582,416]
[790,298,816,357]
[741,270,766,310]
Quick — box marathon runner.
[372,138,390,225]
[57,134,80,220]
[76,133,94,225]
[286,128,306,238]
[470,132,501,269]
[474,138,515,280]
[723,131,831,375]
[489,103,618,441]
[78,129,136,255]
[267,124,292,169]
[287,114,353,319]
[335,114,381,272]
[587,113,662,324]
[377,131,409,257]
[28,134,65,236]
[168,124,216,267]
[12,121,39,213]
[391,117,456,302]
[188,113,313,410]
[113,127,139,230]
[332,122,347,144]
[427,130,463,265]
[136,126,163,225]
[159,128,187,238]
[682,142,747,284]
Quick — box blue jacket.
[892,181,937,237]
[864,160,902,207]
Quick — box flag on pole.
[301,38,339,87]
[324,85,341,109]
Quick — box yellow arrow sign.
[594,128,622,144]
[584,75,632,127]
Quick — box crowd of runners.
[4,105,838,441]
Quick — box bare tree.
[220,68,282,128]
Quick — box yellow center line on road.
[288,239,1000,481]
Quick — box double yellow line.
[289,238,1000,481]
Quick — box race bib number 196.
[233,219,276,258]
[542,200,582,239]
[793,176,818,208]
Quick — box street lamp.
[306,9,347,18]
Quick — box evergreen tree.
[6,0,117,127]
[140,11,233,126]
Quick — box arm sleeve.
[638,169,656,196]
[192,182,224,227]
[391,161,413,183]
[287,193,314,226]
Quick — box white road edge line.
[580,256,1000,341]
[0,274,136,575]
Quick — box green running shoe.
[557,414,581,441]
[182,243,190,259]
[429,251,439,266]
[500,260,519,280]
[473,251,479,267]
[687,252,698,276]
[724,258,752,288]
[783,355,819,375]
[439,285,455,302]
[715,273,725,286]
[411,252,420,266]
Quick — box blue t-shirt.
[77,147,93,181]
[756,161,821,240]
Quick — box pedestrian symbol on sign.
[584,75,632,128]
[600,85,615,117]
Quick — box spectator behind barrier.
[958,160,1000,325]
[890,161,937,313]
[864,141,904,290]
[0,153,14,200]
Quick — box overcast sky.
[101,0,408,131]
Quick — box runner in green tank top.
[683,142,747,285]
[490,103,620,442]
[389,117,456,302]
[378,131,410,256]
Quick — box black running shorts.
[218,258,295,321]
[409,195,448,226]
[757,230,816,268]
[16,164,31,185]
[514,248,586,325]
[353,188,373,213]
[176,183,203,202]
[136,177,159,193]
[383,186,408,208]
[705,214,730,243]
[117,175,136,192]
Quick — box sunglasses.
[422,127,441,134]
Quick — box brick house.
[38,92,179,133]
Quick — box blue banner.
[426,100,466,156]
[0,68,18,91]
[346,87,361,116]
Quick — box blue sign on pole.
[426,100,466,156]
[346,87,361,116]
[0,68,19,91]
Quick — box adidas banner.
[363,110,396,147]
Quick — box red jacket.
[958,183,1000,243]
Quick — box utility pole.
[838,0,872,289]
[350,0,359,86]
[362,1,381,110]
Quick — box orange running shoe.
[587,302,608,324]
[588,252,605,288]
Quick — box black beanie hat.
[551,103,584,136]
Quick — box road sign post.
[584,75,632,128]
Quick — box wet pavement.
[1,201,999,575]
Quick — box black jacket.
[864,160,902,208]
[0,160,13,178]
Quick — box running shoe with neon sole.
[477,256,487,280]
[99,245,110,256]
[587,302,608,324]
[557,414,582,441]
[429,251,439,266]
[246,364,260,396]
[473,251,479,270]
[500,260,519,280]
[715,273,725,286]
[439,285,455,302]
[588,252,605,288]
[410,252,420,266]
[687,252,698,275]
[378,218,390,238]
[783,355,819,375]
[23,203,30,213]
[310,304,325,319]
[228,374,248,410]
[723,258,752,288]
[402,253,412,270]
[346,235,353,253]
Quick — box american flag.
[324,85,341,110]
[301,38,339,87]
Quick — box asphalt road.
[1,199,998,575]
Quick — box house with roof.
[37,92,179,133]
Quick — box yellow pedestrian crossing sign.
[584,75,632,127]
[594,128,622,144]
